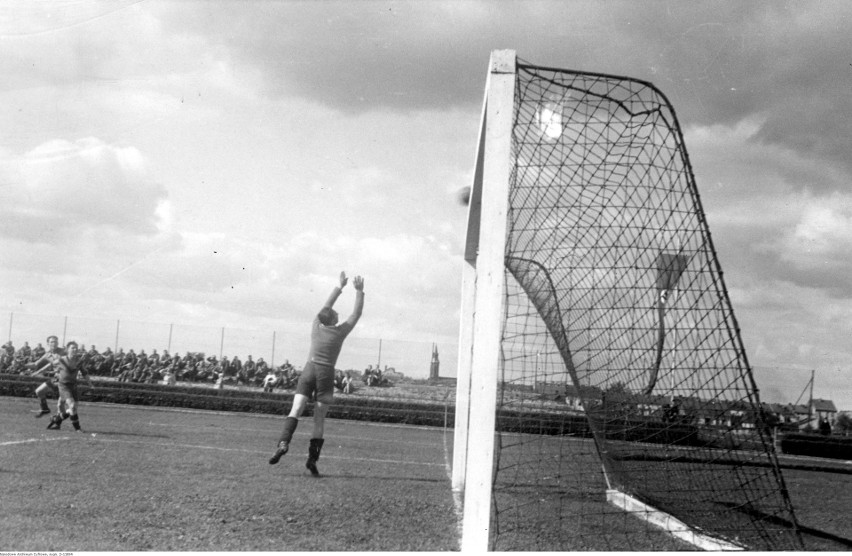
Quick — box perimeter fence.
[0,311,458,380]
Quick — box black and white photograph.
[1,0,851,551]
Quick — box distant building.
[429,343,440,380]
[758,399,839,431]
[534,381,602,411]
[810,398,838,429]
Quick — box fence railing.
[2,311,457,379]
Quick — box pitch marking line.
[83,400,450,432]
[134,420,442,447]
[0,436,72,447]
[78,437,445,467]
[442,425,464,544]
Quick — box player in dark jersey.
[26,335,63,417]
[269,271,365,475]
[45,341,92,432]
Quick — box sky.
[0,0,850,409]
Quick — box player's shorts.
[295,361,335,404]
[57,382,79,404]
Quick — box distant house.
[534,381,601,411]
[764,400,838,431]
[761,403,800,428]
[675,398,753,429]
[810,398,838,429]
[631,393,669,418]
[791,404,811,429]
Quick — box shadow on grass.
[716,500,852,550]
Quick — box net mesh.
[489,61,803,550]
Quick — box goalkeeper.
[269,271,365,476]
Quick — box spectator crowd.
[0,340,298,390]
[0,339,397,393]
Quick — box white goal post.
[452,49,516,553]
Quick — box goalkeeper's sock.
[269,417,298,464]
[306,438,324,476]
[60,411,70,421]
[70,414,81,431]
[278,416,298,443]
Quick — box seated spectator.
[31,342,45,359]
[255,358,269,387]
[17,341,31,359]
[196,362,212,382]
[97,347,114,377]
[231,355,242,382]
[243,355,256,385]
[130,357,148,382]
[162,367,176,386]
[262,371,277,392]
[182,360,199,382]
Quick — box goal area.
[452,50,803,551]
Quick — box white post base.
[606,489,744,551]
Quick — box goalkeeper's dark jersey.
[307,288,365,368]
[308,318,356,368]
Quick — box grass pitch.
[0,397,459,551]
[3,392,850,551]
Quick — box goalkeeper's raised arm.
[318,271,365,329]
[344,275,365,327]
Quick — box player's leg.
[306,401,329,476]
[269,394,309,464]
[306,367,334,476]
[47,386,68,430]
[270,363,316,465]
[57,393,69,420]
[34,382,51,417]
[65,385,82,432]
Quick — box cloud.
[782,198,852,260]
[60,229,463,345]
[684,118,852,298]
[0,137,169,243]
[735,279,852,375]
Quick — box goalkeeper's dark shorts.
[295,361,335,404]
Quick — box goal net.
[453,51,803,551]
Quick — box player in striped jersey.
[26,335,63,418]
[44,341,92,432]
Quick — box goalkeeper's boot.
[268,440,289,464]
[269,416,298,465]
[306,438,324,477]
